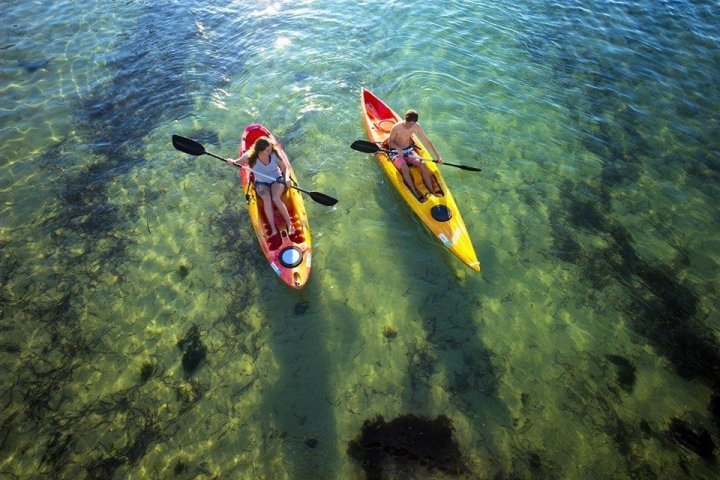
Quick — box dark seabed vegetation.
[525,0,719,475]
[0,3,263,478]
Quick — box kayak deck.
[360,88,480,271]
[239,124,312,288]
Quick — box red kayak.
[239,124,312,288]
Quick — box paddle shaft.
[377,145,478,171]
[234,160,336,206]
[224,157,297,190]
[171,135,337,206]
[350,140,481,172]
[207,150,296,183]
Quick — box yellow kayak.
[360,88,480,271]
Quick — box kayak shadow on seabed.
[326,181,510,478]
[253,281,342,478]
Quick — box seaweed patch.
[2,5,277,479]
[177,264,190,279]
[665,418,716,461]
[294,301,310,315]
[177,325,207,375]
[524,0,718,397]
[139,361,156,383]
[606,354,636,393]
[347,414,465,479]
[710,393,720,433]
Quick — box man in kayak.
[387,109,444,201]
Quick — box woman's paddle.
[350,139,481,172]
[172,135,338,206]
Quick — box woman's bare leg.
[271,183,295,234]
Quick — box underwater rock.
[177,325,207,375]
[383,327,397,339]
[294,301,310,315]
[347,414,464,479]
[140,362,156,383]
[528,451,542,471]
[139,362,154,383]
[19,58,50,73]
[606,354,636,392]
[174,460,188,474]
[293,71,310,81]
[177,264,190,278]
[666,418,715,460]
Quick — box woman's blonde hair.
[247,136,277,167]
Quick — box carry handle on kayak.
[172,135,338,206]
[350,140,482,172]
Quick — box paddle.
[172,135,338,206]
[350,139,482,172]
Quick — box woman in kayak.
[388,109,444,201]
[228,137,295,237]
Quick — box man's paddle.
[172,135,337,206]
[350,139,481,172]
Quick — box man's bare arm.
[415,125,443,163]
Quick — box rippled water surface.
[1,1,719,478]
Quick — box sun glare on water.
[274,36,292,49]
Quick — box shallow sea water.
[1,0,719,479]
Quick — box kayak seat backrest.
[375,119,395,133]
[366,102,395,133]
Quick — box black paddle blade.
[350,139,381,154]
[442,161,482,172]
[172,135,206,156]
[309,191,338,206]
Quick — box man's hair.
[404,110,419,122]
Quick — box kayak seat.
[375,119,395,133]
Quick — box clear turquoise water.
[1,0,719,478]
